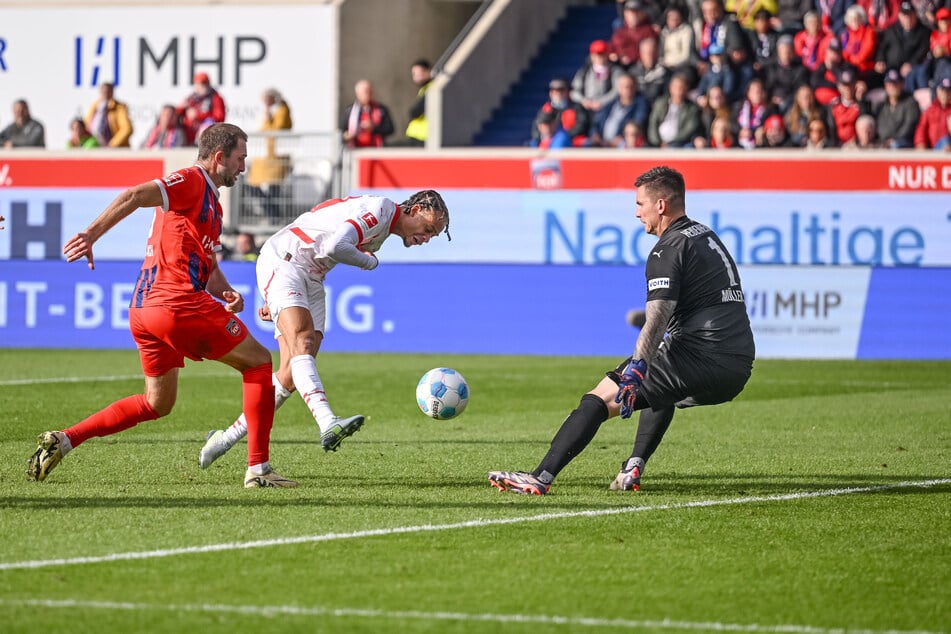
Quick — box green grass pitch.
[0,349,948,633]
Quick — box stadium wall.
[2,150,949,360]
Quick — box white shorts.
[256,248,326,338]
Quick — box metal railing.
[229,130,344,235]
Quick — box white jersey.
[262,195,398,280]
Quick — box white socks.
[290,354,336,431]
[222,373,293,445]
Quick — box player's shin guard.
[243,363,275,467]
[533,393,609,483]
[64,394,160,448]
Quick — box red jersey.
[131,165,222,309]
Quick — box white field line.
[1,479,948,572]
[0,598,945,634]
[0,375,146,386]
[0,372,232,386]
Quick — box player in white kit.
[199,190,451,468]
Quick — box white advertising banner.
[738,266,871,359]
[369,189,951,267]
[0,5,337,149]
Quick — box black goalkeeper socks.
[629,405,675,465]
[533,393,609,482]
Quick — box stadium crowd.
[532,0,951,150]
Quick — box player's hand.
[63,232,96,270]
[221,290,243,314]
[258,305,273,322]
[614,359,647,419]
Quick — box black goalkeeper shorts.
[607,337,752,411]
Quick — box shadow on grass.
[2,473,947,511]
[564,471,951,497]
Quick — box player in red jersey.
[27,122,295,488]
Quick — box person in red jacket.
[829,67,870,145]
[177,72,227,145]
[841,5,879,85]
[795,11,834,72]
[914,78,951,148]
[610,0,660,69]
[340,79,395,148]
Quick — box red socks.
[243,363,275,466]
[64,394,160,448]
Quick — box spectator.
[142,104,187,149]
[756,112,795,145]
[66,118,99,149]
[842,113,881,146]
[707,114,739,146]
[725,0,779,31]
[795,10,834,72]
[841,5,879,84]
[858,0,901,30]
[231,232,259,262]
[811,38,853,104]
[875,67,921,147]
[697,84,735,134]
[732,77,778,147]
[696,43,742,102]
[875,2,932,89]
[773,0,815,34]
[914,76,951,147]
[647,72,703,146]
[611,0,660,68]
[619,120,649,147]
[762,35,810,111]
[805,117,833,147]
[405,59,434,147]
[246,89,293,218]
[177,72,227,145]
[0,99,45,148]
[659,5,699,86]
[748,8,782,72]
[931,8,951,58]
[630,37,670,103]
[697,0,753,85]
[934,111,951,148]
[531,110,573,149]
[84,82,133,148]
[571,40,626,113]
[785,83,829,144]
[816,0,855,36]
[261,88,293,134]
[590,73,651,146]
[532,78,591,147]
[829,67,871,144]
[340,79,395,148]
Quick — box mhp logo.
[74,36,121,87]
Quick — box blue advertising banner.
[1,261,949,359]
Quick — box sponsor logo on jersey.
[225,319,242,337]
[362,212,379,228]
[721,288,745,303]
[648,277,670,290]
[652,249,663,258]
[162,172,185,187]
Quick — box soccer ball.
[416,367,469,420]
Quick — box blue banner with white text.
[0,261,948,359]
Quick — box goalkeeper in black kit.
[489,166,755,495]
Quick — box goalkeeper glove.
[614,359,647,419]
